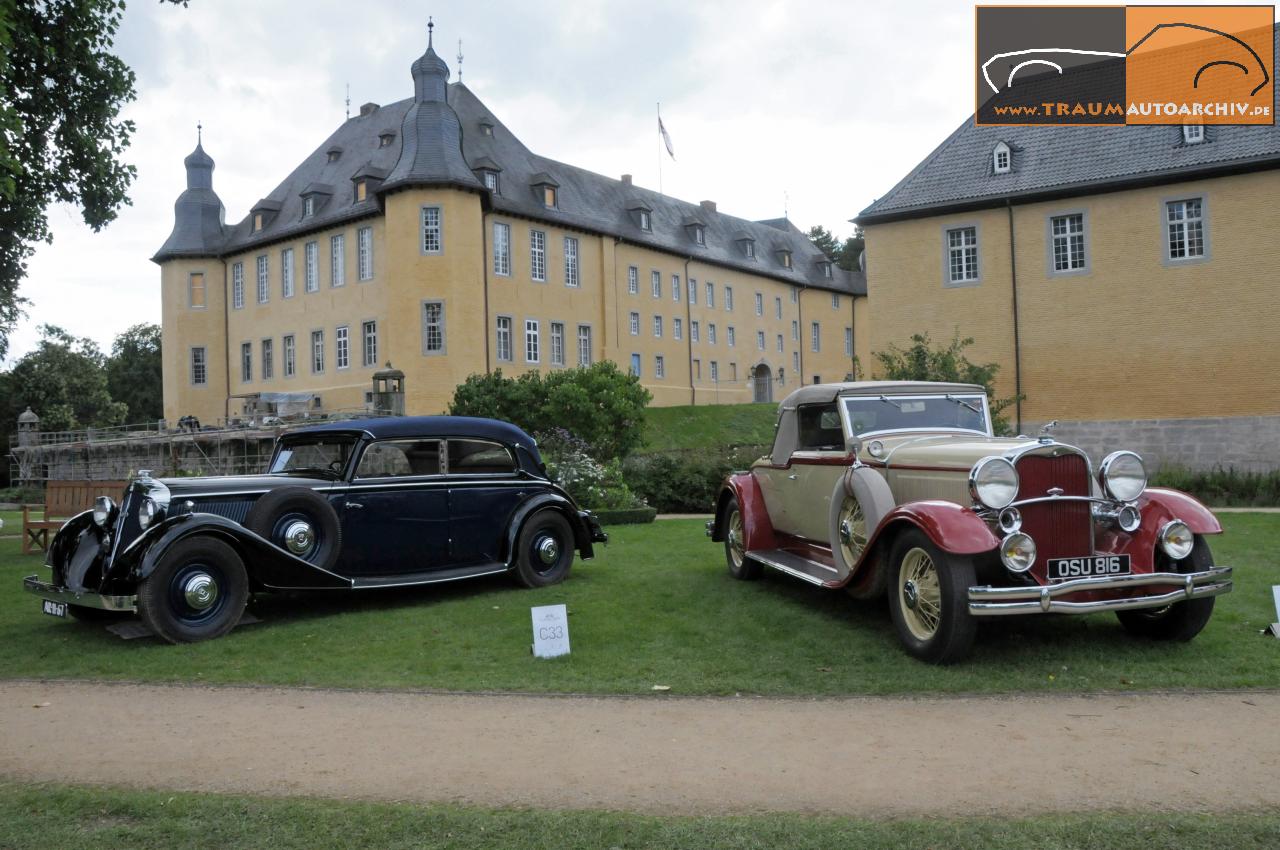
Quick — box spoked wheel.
[513,510,574,588]
[1116,536,1217,642]
[887,529,976,664]
[138,536,249,643]
[723,497,760,580]
[835,496,868,570]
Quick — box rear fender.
[505,492,593,564]
[711,472,777,551]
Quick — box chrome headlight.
[1159,519,1194,561]
[970,456,1019,510]
[138,497,160,530]
[92,496,115,527]
[1000,532,1036,573]
[1100,451,1146,502]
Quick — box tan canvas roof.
[778,381,986,409]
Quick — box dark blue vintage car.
[24,416,607,643]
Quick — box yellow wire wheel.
[836,496,868,567]
[897,547,942,641]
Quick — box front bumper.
[968,566,1232,615]
[23,576,137,613]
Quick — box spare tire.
[244,486,342,571]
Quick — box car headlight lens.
[1100,451,1146,502]
[970,456,1019,509]
[1000,532,1036,573]
[138,497,159,530]
[92,496,115,527]
[1159,519,1194,561]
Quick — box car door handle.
[347,502,364,509]
[787,474,798,480]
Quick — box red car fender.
[860,500,1001,560]
[1096,487,1223,572]
[713,472,777,551]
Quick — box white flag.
[658,116,675,159]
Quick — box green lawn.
[3,783,1278,850]
[1,515,1277,695]
[640,403,777,452]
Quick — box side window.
[355,439,442,478]
[447,439,517,475]
[796,404,842,451]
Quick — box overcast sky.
[7,0,1245,362]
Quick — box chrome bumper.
[705,520,715,537]
[968,567,1232,616]
[23,575,137,613]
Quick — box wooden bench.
[22,480,128,555]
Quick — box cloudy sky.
[7,0,1236,361]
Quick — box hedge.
[623,446,768,514]
[591,506,658,525]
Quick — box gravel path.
[2,681,1277,816]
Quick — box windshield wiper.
[278,466,342,479]
[945,394,981,415]
[877,395,902,410]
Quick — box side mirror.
[845,435,861,456]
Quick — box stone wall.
[1021,415,1280,473]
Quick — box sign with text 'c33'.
[531,603,570,659]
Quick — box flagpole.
[657,101,663,195]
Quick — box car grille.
[1016,453,1092,568]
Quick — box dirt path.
[1,680,1277,817]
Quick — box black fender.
[505,492,595,564]
[45,510,101,571]
[112,513,352,590]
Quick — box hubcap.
[837,498,867,567]
[537,536,560,565]
[903,579,919,610]
[899,548,942,641]
[727,510,745,568]
[183,573,218,610]
[283,520,314,555]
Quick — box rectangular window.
[754,292,763,316]
[708,323,717,345]
[496,316,512,362]
[422,301,445,354]
[655,355,665,379]
[188,272,206,308]
[190,347,207,385]
[691,320,700,342]
[793,351,800,371]
[336,325,350,369]
[630,353,641,377]
[484,171,499,192]
[627,266,638,295]
[305,242,318,292]
[673,317,683,340]
[725,286,734,311]
[283,335,296,377]
[705,282,714,308]
[362,321,377,367]
[777,333,784,353]
[531,230,547,282]
[241,342,252,382]
[845,327,853,356]
[710,361,719,382]
[756,330,765,351]
[629,312,640,335]
[356,180,368,202]
[1166,199,1204,260]
[256,255,269,303]
[688,277,697,304]
[358,226,373,280]
[311,330,325,374]
[653,315,663,338]
[946,226,979,283]
[672,274,680,302]
[232,262,244,309]
[493,222,511,275]
[525,319,540,363]
[303,196,314,218]
[774,296,782,320]
[262,338,274,380]
[730,363,737,382]
[550,321,565,366]
[811,321,821,352]
[422,207,442,253]
[791,319,799,341]
[563,236,579,287]
[693,358,701,380]
[790,287,798,303]
[651,270,661,298]
[576,325,592,366]
[330,234,345,287]
[727,326,736,347]
[1050,213,1086,272]
[831,292,840,309]
[281,248,294,298]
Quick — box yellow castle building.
[155,23,866,426]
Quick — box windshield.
[270,436,357,476]
[841,394,990,437]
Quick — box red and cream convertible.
[706,381,1232,663]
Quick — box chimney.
[621,174,632,185]
[700,200,717,213]
[360,102,380,117]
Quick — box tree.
[0,0,187,359]
[107,322,163,423]
[807,224,865,271]
[840,226,865,271]
[0,324,128,434]
[807,225,842,261]
[872,331,1022,435]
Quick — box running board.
[748,549,839,586]
[351,563,509,589]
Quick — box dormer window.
[639,210,651,231]
[744,240,755,259]
[482,170,499,192]
[326,147,343,163]
[1183,124,1204,144]
[355,181,367,203]
[303,197,315,218]
[821,261,833,279]
[693,225,705,245]
[544,186,557,207]
[993,141,1011,174]
[299,182,333,219]
[778,249,792,268]
[479,119,494,137]
[250,198,282,231]
[378,132,395,148]
[253,212,263,232]
[530,172,560,209]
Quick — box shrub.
[536,428,647,511]
[1150,465,1280,507]
[449,362,651,460]
[623,445,768,513]
[592,506,658,525]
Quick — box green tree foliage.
[806,224,865,271]
[872,332,1021,435]
[0,324,128,433]
[106,322,163,423]
[448,362,652,460]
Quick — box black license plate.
[1047,554,1131,581]
[42,600,67,618]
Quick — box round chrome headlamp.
[1100,451,1146,502]
[92,496,115,527]
[138,497,160,530]
[998,506,1022,534]
[1000,532,1037,573]
[1159,519,1194,561]
[1117,504,1141,533]
[970,456,1019,510]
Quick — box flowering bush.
[536,428,647,510]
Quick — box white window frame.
[725,285,734,312]
[777,333,784,353]
[188,272,206,309]
[421,206,442,254]
[651,270,661,298]
[727,326,736,347]
[190,346,207,386]
[1048,211,1089,275]
[653,315,663,338]
[673,317,683,340]
[688,277,697,304]
[531,230,547,282]
[774,296,782,319]
[232,262,244,309]
[256,255,269,303]
[311,330,325,374]
[627,266,638,295]
[525,319,540,363]
[672,274,680,302]
[283,335,296,378]
[1165,197,1208,263]
[708,323,717,345]
[630,353,641,377]
[550,321,565,366]
[422,301,446,355]
[357,226,373,281]
[564,236,579,287]
[655,354,665,379]
[756,330,765,351]
[493,222,511,276]
[845,327,853,356]
[811,321,821,352]
[362,320,377,367]
[281,248,295,298]
[629,311,640,335]
[336,325,350,370]
[792,320,799,341]
[496,316,513,362]
[705,282,714,308]
[330,234,345,287]
[993,142,1011,174]
[304,242,318,292]
[691,320,700,343]
[261,338,274,380]
[754,292,763,316]
[710,360,719,382]
[943,224,980,286]
[1182,125,1204,144]
[576,324,593,367]
[831,292,840,309]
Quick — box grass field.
[639,403,776,452]
[3,783,1278,850]
[1,515,1277,695]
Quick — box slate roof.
[857,25,1280,225]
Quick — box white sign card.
[1271,586,1280,638]
[531,603,570,658]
